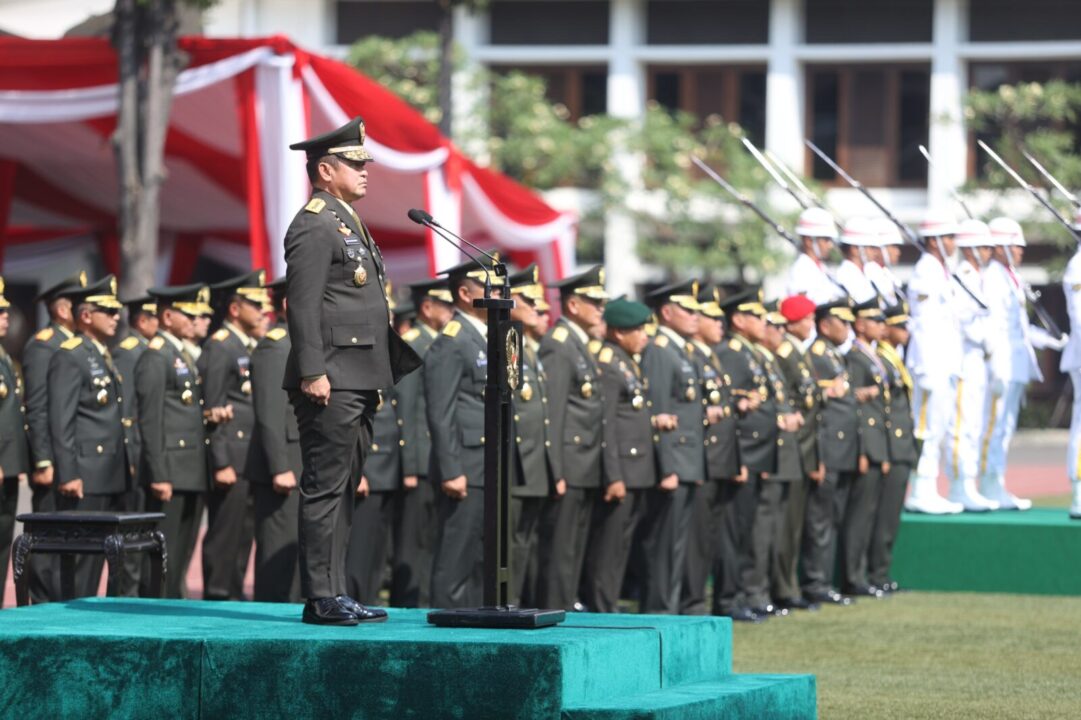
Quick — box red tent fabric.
[0,35,576,286]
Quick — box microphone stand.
[409,210,565,629]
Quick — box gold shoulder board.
[402,328,421,342]
[777,342,792,359]
[1073,283,1081,291]
[598,347,614,364]
[654,334,669,348]
[812,340,825,356]
[728,338,742,351]
[212,329,230,342]
[551,326,568,343]
[149,336,166,350]
[35,328,54,342]
[588,339,602,355]
[442,320,461,338]
[304,198,326,214]
[60,337,83,351]
[119,336,140,351]
[266,328,288,341]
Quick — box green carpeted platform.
[892,508,1081,595]
[0,598,816,720]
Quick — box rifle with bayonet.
[918,144,975,220]
[1021,148,1081,209]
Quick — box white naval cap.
[840,216,879,247]
[871,216,904,247]
[955,218,993,248]
[919,209,960,239]
[988,217,1026,247]
[795,207,838,240]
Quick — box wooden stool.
[12,511,167,606]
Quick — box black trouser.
[202,476,253,600]
[28,483,58,602]
[0,477,18,593]
[743,480,789,609]
[290,389,375,600]
[682,480,723,615]
[580,488,647,613]
[537,486,595,611]
[712,476,758,615]
[147,490,205,599]
[430,485,485,608]
[772,476,810,603]
[510,494,545,607]
[346,489,395,605]
[252,483,301,603]
[391,478,436,607]
[638,483,695,615]
[55,492,126,598]
[869,462,910,588]
[801,470,855,596]
[840,464,882,591]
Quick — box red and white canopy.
[0,35,576,286]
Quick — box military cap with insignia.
[884,301,909,326]
[644,279,699,310]
[36,271,88,304]
[409,278,454,307]
[509,263,547,303]
[210,269,270,309]
[815,297,855,323]
[438,253,507,287]
[120,294,157,317]
[69,274,122,310]
[289,116,374,163]
[547,264,608,301]
[719,288,766,317]
[763,299,787,326]
[603,297,651,329]
[149,283,213,317]
[853,298,885,322]
[696,285,724,319]
[0,276,10,310]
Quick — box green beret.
[603,297,651,329]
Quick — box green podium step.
[0,599,815,719]
[891,508,1081,595]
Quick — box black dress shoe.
[752,604,790,617]
[806,589,853,606]
[885,580,903,593]
[844,584,885,599]
[729,607,766,623]
[303,597,359,626]
[778,597,820,612]
[336,595,389,623]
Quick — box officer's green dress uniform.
[639,281,706,614]
[347,388,402,604]
[869,307,916,590]
[199,271,267,600]
[23,271,86,603]
[714,291,777,619]
[507,268,553,607]
[0,277,29,595]
[771,327,821,607]
[282,118,420,605]
[536,266,608,611]
[580,298,654,613]
[250,313,302,603]
[425,266,497,607]
[135,285,214,599]
[47,275,132,598]
[802,300,861,602]
[391,279,450,607]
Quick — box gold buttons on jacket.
[178,439,186,448]
[685,387,696,402]
[630,447,638,456]
[895,429,903,437]
[838,431,845,440]
[580,382,593,399]
[241,380,252,395]
[573,435,581,444]
[632,394,645,410]
[237,431,245,439]
[520,383,533,401]
[0,381,7,399]
[96,445,104,454]
[868,418,876,427]
[181,389,194,405]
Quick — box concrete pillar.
[927,0,968,212]
[451,5,488,157]
[605,0,646,298]
[765,0,805,174]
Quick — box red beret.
[780,294,816,322]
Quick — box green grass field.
[733,590,1081,718]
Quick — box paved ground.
[2,430,1074,608]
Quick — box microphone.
[407,208,505,297]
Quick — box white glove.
[989,377,1006,398]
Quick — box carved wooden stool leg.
[12,534,35,607]
[149,530,167,598]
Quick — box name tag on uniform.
[174,358,190,376]
[477,350,488,368]
[343,234,360,245]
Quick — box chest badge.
[0,380,8,400]
[631,393,645,411]
[354,265,368,287]
[520,382,533,402]
[580,380,593,399]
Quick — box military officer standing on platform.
[391,279,453,607]
[537,266,608,612]
[638,280,706,614]
[714,291,775,622]
[425,258,503,608]
[250,277,302,603]
[0,277,29,595]
[771,295,823,612]
[48,275,132,597]
[24,271,87,603]
[135,284,214,599]
[802,300,859,606]
[507,266,552,607]
[681,286,740,615]
[199,270,269,601]
[580,298,653,613]
[283,117,421,625]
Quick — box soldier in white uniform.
[905,210,964,514]
[865,217,904,306]
[786,207,846,304]
[945,219,998,511]
[835,217,882,304]
[1062,210,1081,519]
[983,217,1066,510]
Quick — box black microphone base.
[427,606,566,629]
